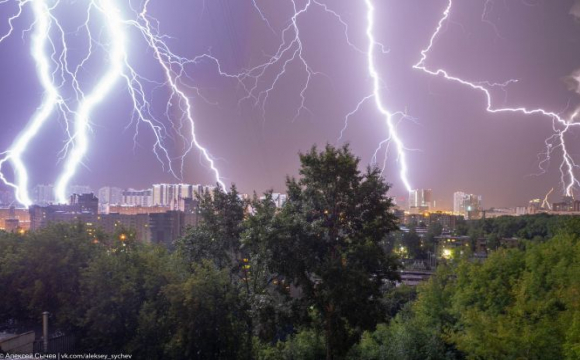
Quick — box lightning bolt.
[11,0,570,207]
[54,0,125,204]
[335,0,414,192]
[227,0,368,124]
[364,0,412,192]
[0,0,66,207]
[0,0,227,206]
[413,0,580,197]
[129,0,226,191]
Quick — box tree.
[424,222,443,253]
[265,144,400,360]
[177,185,246,269]
[402,228,424,259]
[79,240,174,356]
[0,223,99,330]
[241,193,296,343]
[164,260,251,360]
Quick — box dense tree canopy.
[351,219,580,360]
[263,145,400,360]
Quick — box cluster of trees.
[2,144,580,359]
[0,145,402,360]
[394,222,443,260]
[455,213,574,241]
[397,213,573,262]
[350,219,580,359]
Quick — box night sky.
[1,0,580,209]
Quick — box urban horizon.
[0,180,573,214]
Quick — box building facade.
[152,184,215,209]
[121,189,153,207]
[408,189,432,213]
[453,192,483,219]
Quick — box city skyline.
[1,1,580,209]
[0,180,568,212]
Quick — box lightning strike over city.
[4,3,580,357]
[1,0,580,212]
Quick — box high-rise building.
[152,184,215,208]
[453,192,482,219]
[453,192,465,215]
[33,184,55,205]
[408,189,432,212]
[122,188,153,207]
[98,187,123,205]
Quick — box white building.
[98,187,123,205]
[453,192,482,218]
[408,189,432,211]
[122,188,153,207]
[152,184,216,208]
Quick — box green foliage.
[356,218,580,360]
[461,214,576,242]
[164,260,251,360]
[0,223,99,329]
[255,328,326,360]
[264,144,399,359]
[382,285,417,319]
[12,148,580,359]
[423,222,443,253]
[241,193,296,341]
[402,228,424,259]
[79,242,174,355]
[447,233,580,359]
[0,145,403,359]
[177,185,246,269]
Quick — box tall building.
[33,184,55,205]
[453,192,482,219]
[108,205,168,215]
[152,184,215,208]
[122,188,153,207]
[408,189,432,212]
[98,187,123,205]
[453,192,465,215]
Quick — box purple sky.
[1,0,580,209]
